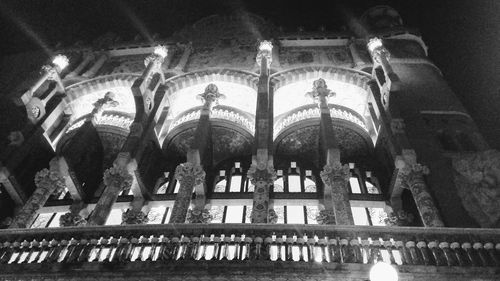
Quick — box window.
[351,207,387,226]
[105,208,123,225]
[209,205,252,223]
[30,212,66,228]
[146,206,171,224]
[272,205,319,224]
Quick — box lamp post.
[369,261,399,281]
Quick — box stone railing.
[66,114,134,133]
[274,105,368,139]
[0,224,499,268]
[168,107,255,135]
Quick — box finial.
[198,84,225,106]
[52,54,69,71]
[306,78,336,104]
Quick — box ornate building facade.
[0,6,499,281]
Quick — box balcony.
[0,224,499,280]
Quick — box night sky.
[0,0,499,148]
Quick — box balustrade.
[0,224,499,269]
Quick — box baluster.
[64,238,79,263]
[416,241,433,265]
[474,243,489,266]
[370,240,382,264]
[221,236,231,261]
[276,237,284,261]
[179,236,190,260]
[296,237,306,262]
[18,241,31,263]
[107,238,118,262]
[24,240,38,263]
[254,237,263,260]
[485,243,500,266]
[117,238,133,262]
[383,241,396,265]
[76,239,90,262]
[212,236,221,260]
[244,237,252,260]
[0,242,13,263]
[360,239,370,264]
[102,238,113,262]
[171,237,181,260]
[190,237,200,260]
[234,236,242,261]
[439,242,457,266]
[328,239,340,263]
[404,241,418,265]
[428,241,446,266]
[463,242,480,266]
[10,241,22,264]
[200,236,210,260]
[285,237,294,261]
[394,241,407,265]
[450,242,469,266]
[318,239,327,263]
[136,237,148,261]
[350,239,362,263]
[306,238,315,262]
[46,240,63,263]
[148,237,159,261]
[160,237,174,261]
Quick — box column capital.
[247,162,277,185]
[197,83,225,109]
[175,162,205,186]
[103,165,133,191]
[367,37,390,64]
[320,162,350,186]
[256,40,273,68]
[34,158,66,194]
[305,78,336,106]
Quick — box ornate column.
[9,158,66,228]
[320,162,354,225]
[87,165,133,225]
[81,53,108,78]
[396,151,444,227]
[247,158,277,223]
[169,162,206,223]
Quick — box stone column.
[66,52,95,77]
[396,151,444,227]
[320,162,354,225]
[87,165,133,225]
[367,37,401,93]
[9,158,66,229]
[247,160,277,223]
[81,53,108,78]
[169,162,206,223]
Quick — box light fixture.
[153,45,168,59]
[258,40,273,52]
[367,37,383,53]
[369,261,398,281]
[52,54,69,71]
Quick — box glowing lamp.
[367,37,383,53]
[153,45,168,59]
[369,261,398,281]
[52,54,69,71]
[258,40,273,52]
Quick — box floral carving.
[320,163,350,187]
[247,163,277,185]
[267,209,278,224]
[59,212,87,227]
[452,150,500,227]
[121,209,149,225]
[103,166,133,191]
[384,210,415,226]
[315,210,336,225]
[34,168,66,195]
[186,208,213,224]
[175,162,205,186]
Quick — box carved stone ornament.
[59,212,87,227]
[367,38,390,64]
[186,208,213,224]
[452,150,500,227]
[34,167,66,195]
[103,165,133,191]
[267,209,278,224]
[41,64,58,80]
[305,78,336,105]
[256,40,273,68]
[197,83,226,106]
[121,209,149,225]
[384,210,415,226]
[91,92,119,117]
[399,163,429,189]
[247,163,277,185]
[144,53,165,70]
[320,163,350,187]
[175,162,206,186]
[315,209,336,225]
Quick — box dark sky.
[0,0,499,148]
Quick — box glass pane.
[351,207,370,226]
[225,206,244,223]
[304,178,317,192]
[305,206,319,224]
[210,206,225,223]
[156,182,168,194]
[31,213,53,228]
[274,206,285,224]
[273,178,284,192]
[366,181,379,194]
[288,175,301,192]
[349,177,362,193]
[214,180,227,192]
[164,207,172,223]
[173,181,180,193]
[147,206,166,224]
[105,208,123,225]
[246,179,254,192]
[368,207,388,226]
[47,212,64,228]
[287,206,305,224]
[229,176,242,192]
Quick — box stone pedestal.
[169,162,205,223]
[320,162,354,225]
